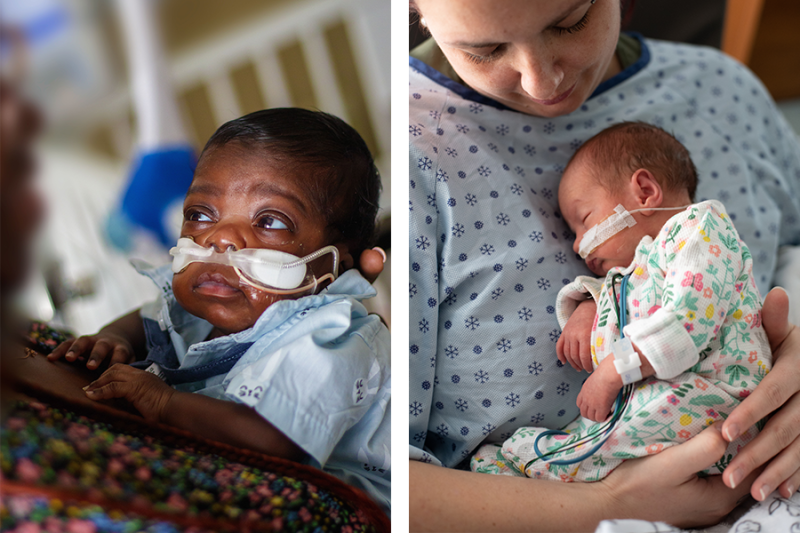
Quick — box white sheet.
[594,491,800,533]
[774,245,800,326]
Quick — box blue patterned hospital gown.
[409,34,800,469]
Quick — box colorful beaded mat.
[2,493,216,533]
[1,400,387,532]
[23,321,73,355]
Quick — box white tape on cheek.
[578,205,637,259]
[578,226,598,258]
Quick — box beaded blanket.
[2,322,388,532]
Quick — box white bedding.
[595,491,800,533]
[775,246,800,327]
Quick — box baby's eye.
[186,211,212,222]
[256,215,288,230]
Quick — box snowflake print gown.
[471,200,772,481]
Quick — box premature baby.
[472,122,771,482]
[51,108,391,508]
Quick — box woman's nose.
[518,48,565,100]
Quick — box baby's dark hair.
[569,121,698,201]
[199,108,381,259]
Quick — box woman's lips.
[194,271,240,297]
[529,84,575,106]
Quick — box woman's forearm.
[162,391,305,461]
[410,461,608,532]
[411,423,753,532]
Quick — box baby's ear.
[630,168,663,210]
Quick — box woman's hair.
[569,121,698,201]
[200,108,382,258]
[410,0,637,22]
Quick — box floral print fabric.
[472,201,771,481]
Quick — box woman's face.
[0,80,44,295]
[416,0,622,117]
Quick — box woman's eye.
[256,215,288,230]
[463,45,504,65]
[555,7,591,35]
[186,211,212,222]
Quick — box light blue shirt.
[409,35,800,468]
[138,264,391,512]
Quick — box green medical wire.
[524,274,634,473]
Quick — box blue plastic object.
[106,145,195,250]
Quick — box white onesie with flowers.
[472,200,771,481]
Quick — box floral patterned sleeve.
[623,200,763,379]
[555,276,605,329]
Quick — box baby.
[49,108,391,509]
[472,122,771,482]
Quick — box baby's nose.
[211,241,238,253]
[205,221,248,252]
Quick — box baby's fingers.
[84,365,130,393]
[579,342,593,373]
[59,336,95,362]
[556,334,566,364]
[108,346,133,367]
[48,339,76,361]
[566,346,581,372]
[86,341,117,370]
[85,380,131,401]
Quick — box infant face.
[558,160,647,276]
[172,142,335,336]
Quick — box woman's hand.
[601,423,758,528]
[84,364,174,423]
[721,287,800,500]
[49,332,135,370]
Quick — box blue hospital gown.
[137,264,392,511]
[409,35,800,468]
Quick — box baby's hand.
[48,331,135,371]
[84,364,174,423]
[556,298,596,372]
[577,357,623,422]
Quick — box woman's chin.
[512,95,585,119]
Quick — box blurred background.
[2,0,391,335]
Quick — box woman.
[408,0,800,529]
[0,79,44,301]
